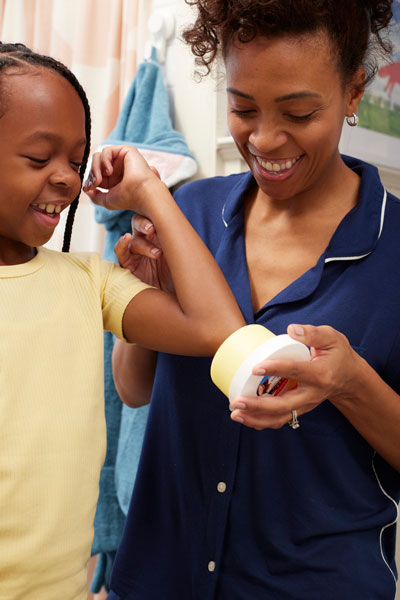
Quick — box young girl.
[0,42,244,599]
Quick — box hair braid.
[0,42,91,252]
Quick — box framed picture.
[339,0,400,170]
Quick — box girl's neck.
[0,242,37,266]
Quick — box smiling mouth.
[255,155,302,174]
[31,203,64,216]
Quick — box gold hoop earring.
[346,113,359,127]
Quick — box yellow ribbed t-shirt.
[0,247,151,600]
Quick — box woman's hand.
[230,324,361,430]
[114,214,174,292]
[83,145,167,216]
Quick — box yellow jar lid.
[210,324,275,397]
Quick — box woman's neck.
[251,155,360,226]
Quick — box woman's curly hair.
[182,0,394,86]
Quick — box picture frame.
[339,1,400,170]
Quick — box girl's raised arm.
[85,146,245,356]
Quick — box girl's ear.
[346,68,366,118]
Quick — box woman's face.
[225,32,363,201]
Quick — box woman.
[108,1,400,598]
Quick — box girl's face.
[225,32,363,202]
[0,68,86,262]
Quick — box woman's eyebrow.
[226,87,255,100]
[274,91,322,102]
[226,86,322,103]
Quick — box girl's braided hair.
[0,42,91,252]
[182,0,394,86]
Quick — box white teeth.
[39,204,46,210]
[46,204,56,214]
[257,156,300,173]
[55,205,61,213]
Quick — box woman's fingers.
[228,324,358,431]
[230,391,320,430]
[129,234,162,259]
[114,234,134,268]
[132,214,156,236]
[114,233,161,267]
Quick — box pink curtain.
[0,0,140,252]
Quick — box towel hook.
[144,10,175,63]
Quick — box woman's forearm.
[331,355,400,472]
[112,340,156,408]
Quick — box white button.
[208,561,216,572]
[217,481,227,493]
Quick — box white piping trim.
[221,202,228,228]
[371,451,399,592]
[324,189,387,265]
[325,252,371,264]
[378,189,388,239]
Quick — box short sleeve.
[99,259,153,340]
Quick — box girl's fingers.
[84,147,125,191]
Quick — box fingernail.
[253,368,266,376]
[290,324,305,336]
[145,223,153,232]
[151,248,161,256]
[232,402,247,410]
[84,172,94,188]
[231,413,244,424]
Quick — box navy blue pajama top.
[109,156,400,600]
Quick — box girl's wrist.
[130,178,170,216]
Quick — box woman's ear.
[346,68,366,118]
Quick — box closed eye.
[231,108,256,116]
[24,156,49,164]
[286,111,316,122]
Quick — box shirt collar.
[324,155,386,262]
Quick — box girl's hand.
[230,324,360,430]
[114,214,174,292]
[83,145,166,216]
